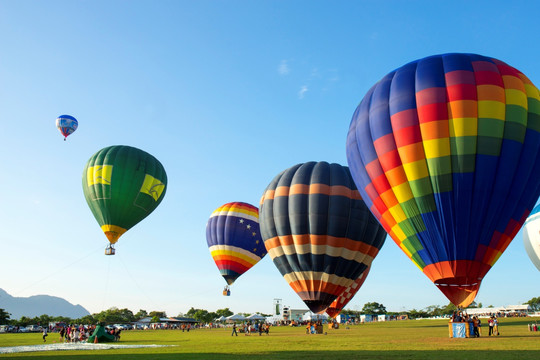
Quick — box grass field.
[1,317,539,359]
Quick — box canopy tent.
[215,316,227,322]
[247,313,265,320]
[505,305,531,312]
[465,305,531,315]
[226,314,247,321]
[303,312,328,322]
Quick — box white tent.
[505,305,531,312]
[215,316,227,322]
[226,314,247,322]
[302,312,328,321]
[247,313,265,320]
[464,307,504,315]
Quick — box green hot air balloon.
[83,145,167,255]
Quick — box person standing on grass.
[231,323,238,336]
[493,317,499,335]
[472,317,479,337]
[488,316,494,336]
[42,327,48,342]
[477,317,482,337]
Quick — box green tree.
[15,316,32,327]
[192,309,211,323]
[79,315,96,325]
[149,311,167,319]
[407,309,429,319]
[361,302,386,315]
[186,307,198,318]
[424,305,443,317]
[37,314,53,327]
[525,297,540,311]
[94,307,135,324]
[441,303,457,315]
[151,316,161,323]
[0,309,11,324]
[53,316,73,325]
[215,308,233,318]
[135,309,148,319]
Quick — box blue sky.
[0,0,539,317]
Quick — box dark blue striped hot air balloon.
[259,162,387,313]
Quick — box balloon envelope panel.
[346,53,540,307]
[206,202,266,285]
[326,267,370,318]
[82,145,167,245]
[523,204,540,271]
[260,162,386,313]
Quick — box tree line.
[1,297,538,326]
[0,306,267,327]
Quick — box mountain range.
[0,288,90,320]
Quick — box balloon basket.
[105,245,115,256]
[448,322,474,338]
[223,286,230,296]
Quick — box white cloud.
[298,85,308,99]
[278,60,290,75]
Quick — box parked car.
[17,326,30,333]
[27,325,42,332]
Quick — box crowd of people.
[450,311,501,337]
[59,324,97,342]
[305,320,324,334]
[231,321,270,336]
[40,324,124,343]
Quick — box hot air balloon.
[56,115,78,140]
[326,267,370,319]
[82,145,167,255]
[206,202,267,295]
[523,204,540,271]
[259,162,387,313]
[346,53,540,307]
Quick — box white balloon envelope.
[523,204,540,271]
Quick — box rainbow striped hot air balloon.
[346,53,540,307]
[259,162,386,314]
[206,202,267,294]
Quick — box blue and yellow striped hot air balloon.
[346,53,540,307]
[206,202,267,295]
[259,162,387,314]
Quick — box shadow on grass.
[6,350,540,360]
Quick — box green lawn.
[1,317,539,359]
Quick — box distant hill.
[0,288,90,320]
